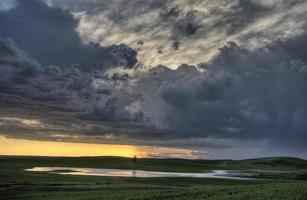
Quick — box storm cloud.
[0,0,137,71]
[0,0,307,159]
[47,0,307,69]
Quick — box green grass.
[1,156,307,200]
[1,156,307,172]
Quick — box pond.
[26,167,259,180]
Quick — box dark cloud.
[79,37,307,151]
[171,10,202,39]
[0,37,151,145]
[221,0,269,35]
[81,96,145,123]
[160,5,180,20]
[0,37,94,113]
[159,39,307,149]
[272,32,307,63]
[0,0,137,71]
[0,38,40,81]
[160,0,268,41]
[1,0,307,159]
[43,0,307,69]
[172,40,180,51]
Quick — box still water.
[26,167,257,180]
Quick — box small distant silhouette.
[132,170,136,177]
[132,155,137,163]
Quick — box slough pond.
[26,167,262,180]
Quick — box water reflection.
[26,167,257,180]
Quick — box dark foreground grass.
[0,156,307,200]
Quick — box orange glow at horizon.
[0,136,139,157]
[0,136,196,158]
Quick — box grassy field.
[1,156,307,200]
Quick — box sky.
[0,0,307,159]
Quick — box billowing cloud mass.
[48,0,307,69]
[0,0,137,70]
[0,0,307,159]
